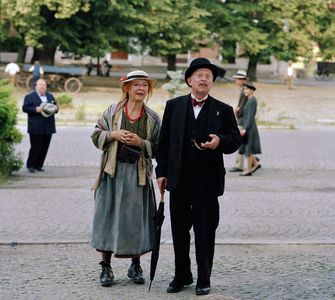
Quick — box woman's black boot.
[127,261,145,284]
[99,261,114,287]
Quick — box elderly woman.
[239,81,261,176]
[90,70,161,286]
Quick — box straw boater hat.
[232,70,247,79]
[120,70,156,85]
[184,57,218,87]
[244,81,256,91]
[40,102,58,118]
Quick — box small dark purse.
[117,144,141,164]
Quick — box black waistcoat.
[182,99,210,165]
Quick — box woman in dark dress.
[239,82,261,176]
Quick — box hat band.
[127,75,149,80]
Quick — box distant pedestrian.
[96,63,102,76]
[29,61,44,89]
[229,70,248,173]
[90,70,161,287]
[86,59,94,76]
[239,82,261,176]
[5,62,20,86]
[22,79,58,173]
[286,61,296,90]
[103,60,112,77]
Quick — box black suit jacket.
[156,94,241,196]
[22,91,57,135]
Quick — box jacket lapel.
[33,91,42,105]
[175,95,189,150]
[207,96,220,134]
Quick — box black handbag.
[117,144,141,164]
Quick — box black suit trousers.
[27,133,52,169]
[169,164,219,286]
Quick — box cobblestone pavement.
[1,125,335,299]
[1,243,334,300]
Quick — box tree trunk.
[17,47,27,63]
[31,47,57,65]
[227,56,236,64]
[247,55,258,81]
[167,54,177,71]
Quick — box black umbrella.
[148,192,165,291]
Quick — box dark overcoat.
[155,94,241,197]
[241,96,261,155]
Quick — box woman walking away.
[90,70,161,286]
[239,81,261,176]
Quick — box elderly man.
[156,57,240,296]
[22,79,58,173]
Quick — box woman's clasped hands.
[112,129,142,146]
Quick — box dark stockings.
[102,251,112,266]
[101,252,140,266]
[132,256,140,264]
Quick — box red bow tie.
[191,97,207,107]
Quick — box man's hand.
[36,106,42,113]
[200,134,220,150]
[157,177,167,194]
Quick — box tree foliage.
[1,0,211,70]
[201,0,334,80]
[0,79,23,178]
[134,1,210,59]
[0,0,334,72]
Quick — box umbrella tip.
[148,280,152,292]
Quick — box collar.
[191,93,208,102]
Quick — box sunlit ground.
[14,81,335,129]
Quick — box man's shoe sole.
[196,287,210,296]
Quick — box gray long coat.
[241,96,261,155]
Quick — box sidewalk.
[1,127,335,299]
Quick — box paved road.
[0,127,334,299]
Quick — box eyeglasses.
[191,139,206,151]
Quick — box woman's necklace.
[124,101,145,122]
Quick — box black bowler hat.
[184,57,218,87]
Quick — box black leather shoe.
[167,277,193,293]
[127,262,145,284]
[27,168,35,173]
[195,285,210,296]
[36,168,45,172]
[229,167,243,172]
[99,261,114,287]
